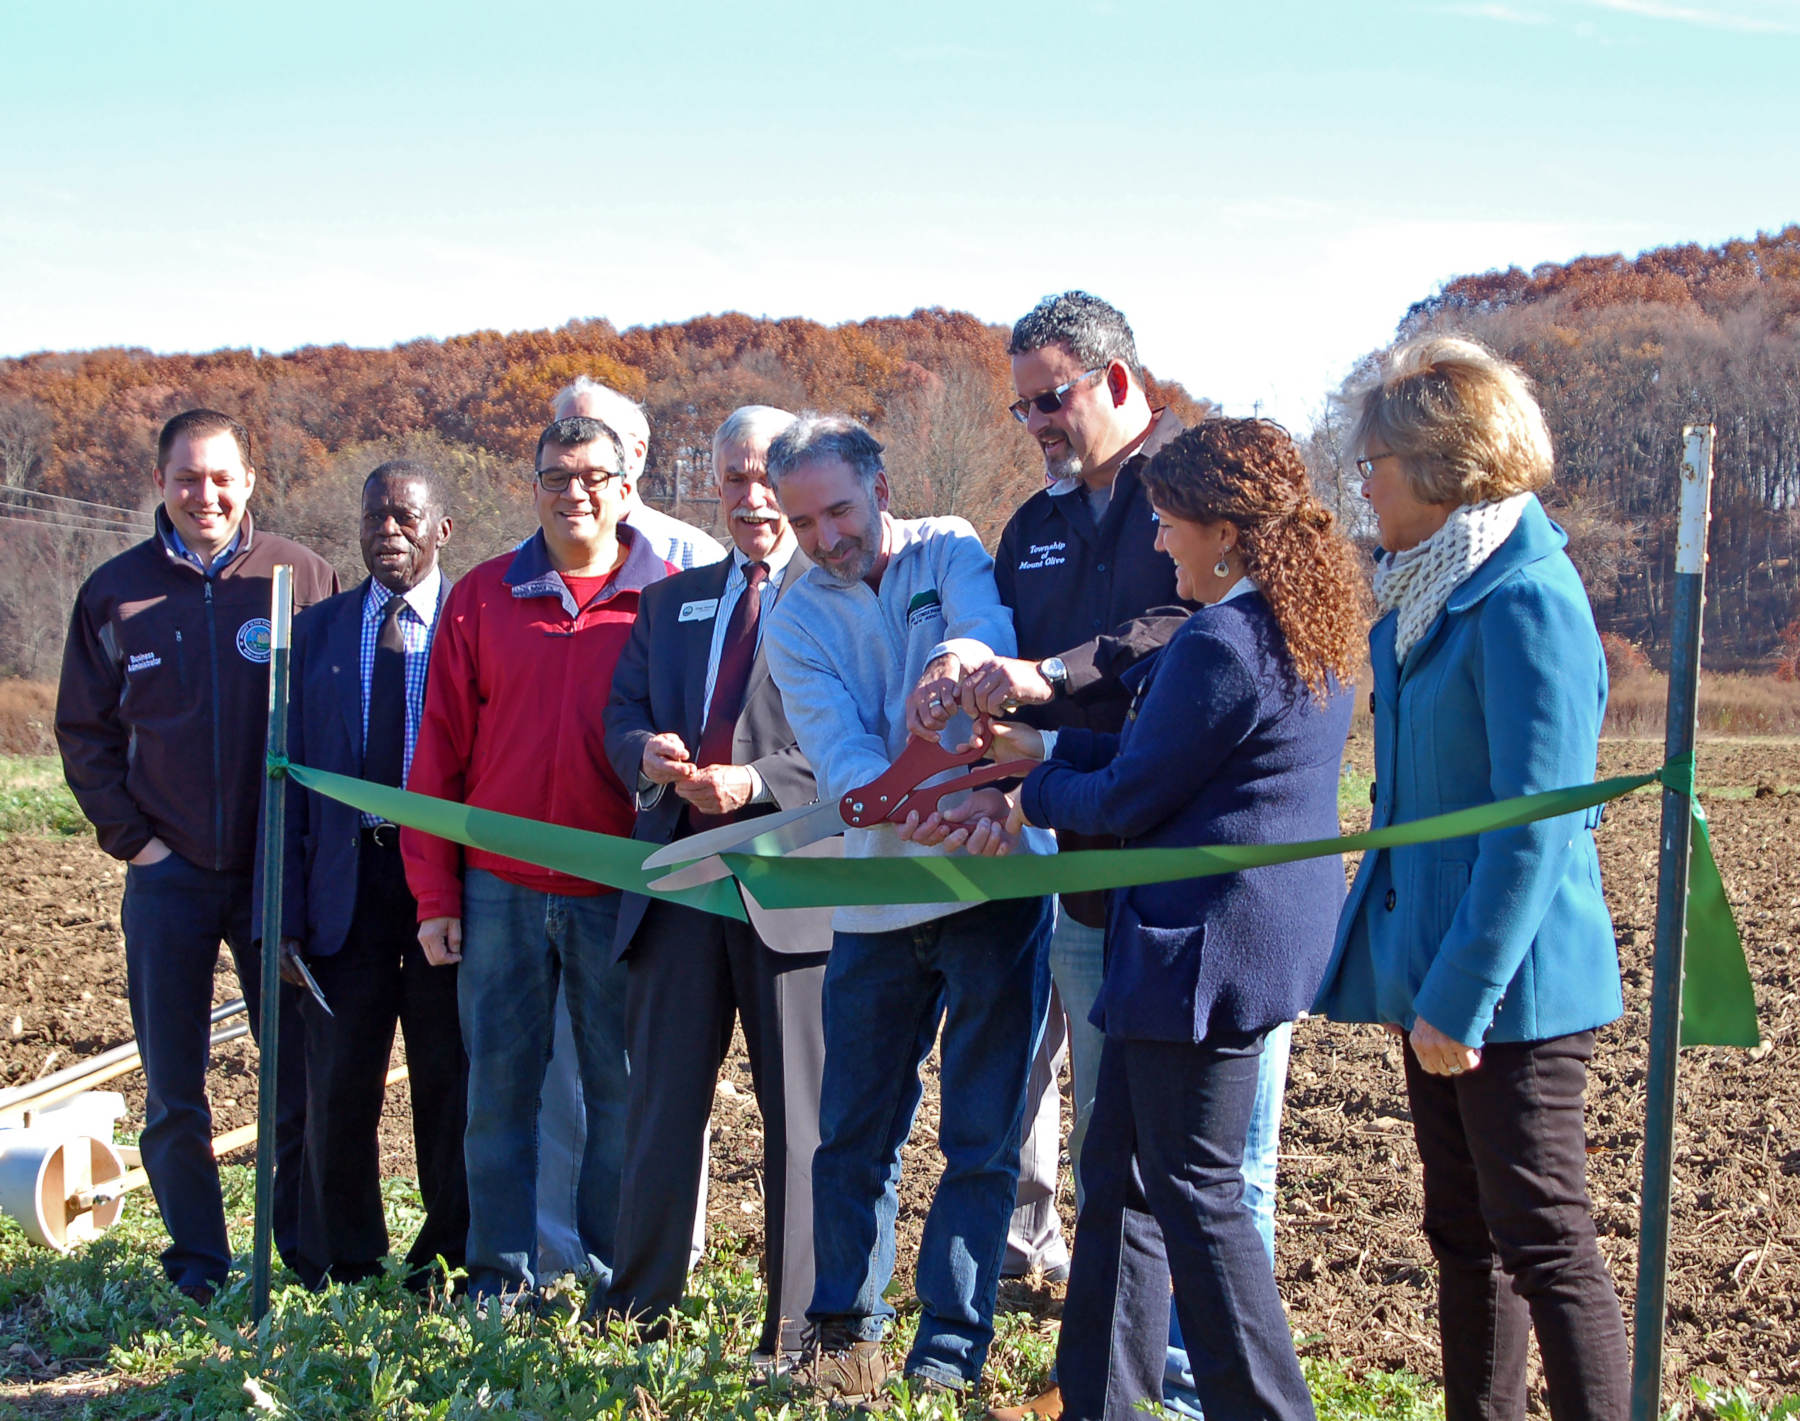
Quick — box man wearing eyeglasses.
[537,376,723,1282]
[402,415,676,1310]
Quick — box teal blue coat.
[1314,498,1623,1047]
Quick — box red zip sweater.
[402,526,674,921]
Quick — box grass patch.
[0,1167,1463,1420]
[1340,767,1375,821]
[1606,669,1800,738]
[0,754,85,838]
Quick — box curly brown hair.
[1141,418,1367,699]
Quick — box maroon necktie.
[688,562,767,830]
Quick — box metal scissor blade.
[290,953,333,1018]
[641,798,848,874]
[648,832,844,893]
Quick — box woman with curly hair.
[957,417,1362,1421]
[1315,336,1629,1421]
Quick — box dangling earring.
[1213,556,1231,579]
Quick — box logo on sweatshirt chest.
[127,650,162,674]
[906,588,942,629]
[236,618,273,664]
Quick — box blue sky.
[1,0,1795,429]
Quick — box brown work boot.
[986,1383,1064,1420]
[794,1322,892,1403]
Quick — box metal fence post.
[251,565,294,1326]
[1630,426,1713,1421]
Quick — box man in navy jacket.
[964,292,1192,1288]
[58,408,337,1305]
[267,460,469,1289]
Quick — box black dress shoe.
[176,1281,216,1307]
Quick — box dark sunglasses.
[1008,367,1106,424]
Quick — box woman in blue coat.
[1315,335,1629,1421]
[961,419,1362,1421]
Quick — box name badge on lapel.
[679,598,719,623]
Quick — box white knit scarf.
[1373,493,1532,665]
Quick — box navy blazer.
[257,574,451,956]
[604,552,833,960]
[1021,592,1353,1044]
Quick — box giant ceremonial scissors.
[642,712,1034,892]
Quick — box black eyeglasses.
[1008,367,1106,424]
[535,467,623,494]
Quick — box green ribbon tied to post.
[272,753,1758,1049]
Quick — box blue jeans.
[121,852,306,1290]
[457,869,627,1297]
[1058,1033,1312,1421]
[1047,911,1106,1213]
[1163,1018,1293,1418]
[809,895,1052,1388]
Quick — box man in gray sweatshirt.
[761,414,1053,1401]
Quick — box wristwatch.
[1038,656,1069,697]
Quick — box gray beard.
[816,540,878,586]
[1045,450,1084,482]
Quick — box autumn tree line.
[3,226,1798,680]
[1309,225,1800,670]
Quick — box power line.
[0,486,142,519]
[0,497,138,529]
[0,506,139,536]
[0,494,141,535]
[0,509,138,540]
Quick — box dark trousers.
[605,898,828,1356]
[1405,1032,1629,1421]
[296,830,470,1289]
[1057,1033,1314,1421]
[120,852,306,1290]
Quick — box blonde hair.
[1353,334,1553,506]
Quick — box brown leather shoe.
[793,1324,892,1404]
[986,1383,1064,1420]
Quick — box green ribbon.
[272,754,1758,1048]
[280,762,747,923]
[1681,801,1759,1048]
[724,771,1661,908]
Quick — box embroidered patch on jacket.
[127,651,162,673]
[1017,540,1068,572]
[236,618,273,664]
[906,589,942,629]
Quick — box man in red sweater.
[403,415,674,1308]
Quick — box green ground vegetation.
[4,1170,1792,1420]
[0,755,84,839]
[0,1168,1451,1420]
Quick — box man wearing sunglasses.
[402,415,676,1311]
[970,295,1290,1421]
[933,293,1187,1307]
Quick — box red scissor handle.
[884,758,1038,822]
[839,726,1032,827]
